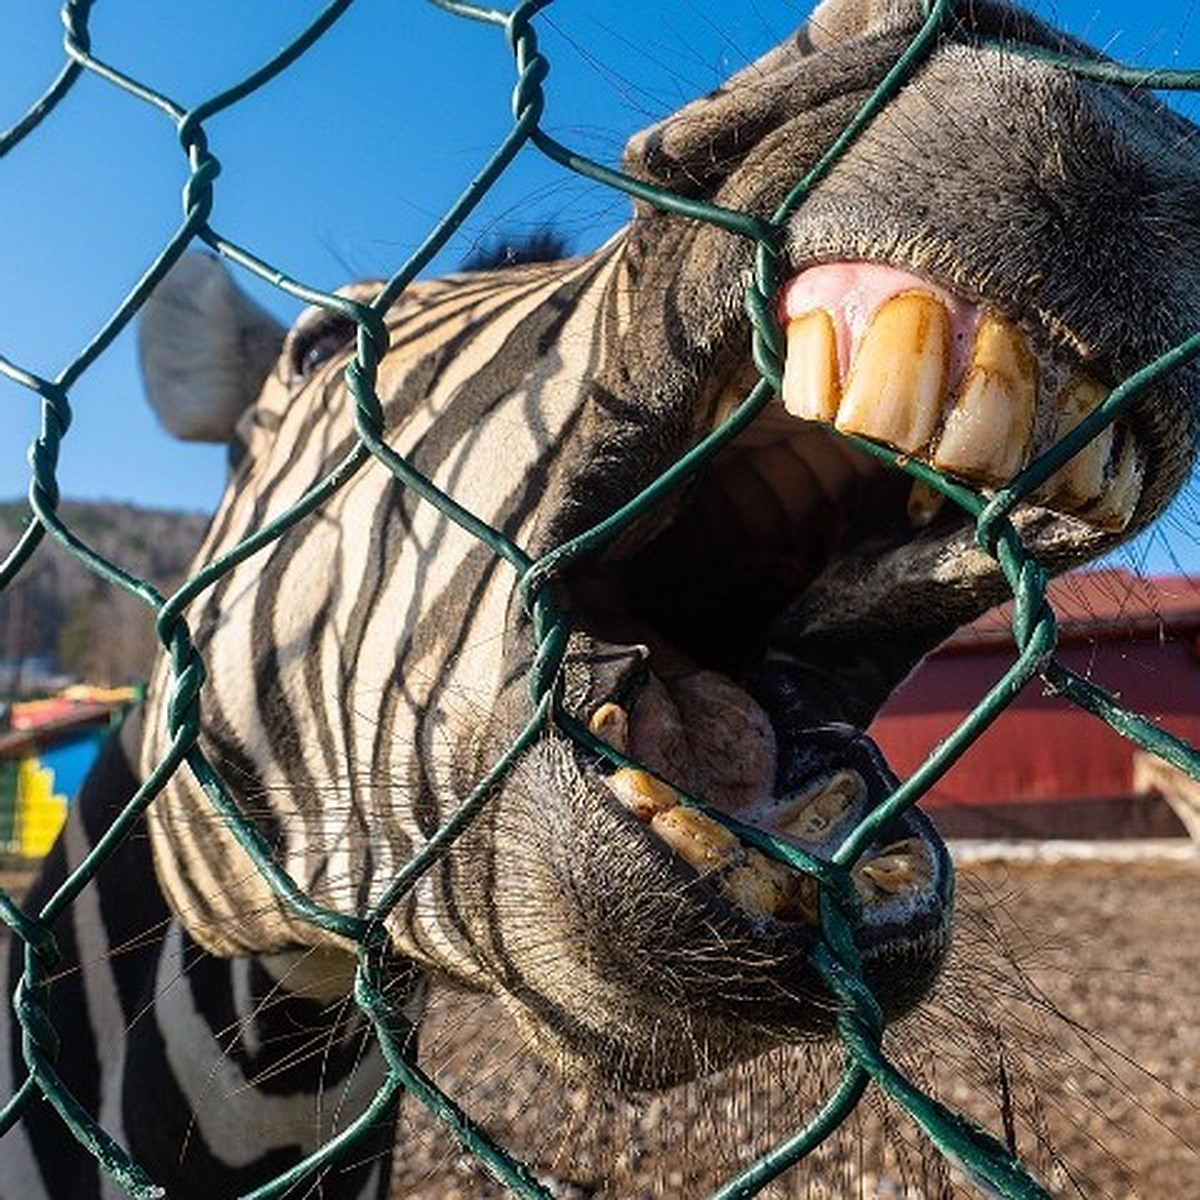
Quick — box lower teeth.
[854,839,931,899]
[602,759,925,922]
[606,767,677,821]
[589,701,630,754]
[722,850,819,923]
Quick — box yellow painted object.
[16,757,68,858]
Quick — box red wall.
[870,634,1200,812]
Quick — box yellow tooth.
[650,805,741,872]
[1083,426,1144,531]
[720,849,794,917]
[721,850,819,922]
[782,309,841,422]
[858,855,918,894]
[1036,372,1144,530]
[589,702,629,755]
[907,480,947,528]
[607,768,678,822]
[1039,375,1113,507]
[776,770,863,842]
[855,839,931,897]
[933,314,1037,485]
[836,291,950,453]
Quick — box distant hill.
[0,501,209,691]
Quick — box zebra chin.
[476,687,937,1086]
[460,722,953,1092]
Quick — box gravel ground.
[391,852,1200,1199]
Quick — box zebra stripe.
[7,1,1200,1190]
[2,717,419,1198]
[142,249,624,973]
[0,250,625,1197]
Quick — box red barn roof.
[946,568,1200,648]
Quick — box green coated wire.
[2,0,1200,1197]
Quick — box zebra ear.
[620,0,915,196]
[138,253,286,443]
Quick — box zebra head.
[139,0,1200,1093]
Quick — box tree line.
[0,501,208,691]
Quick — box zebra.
[5,0,1200,1195]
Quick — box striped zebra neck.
[0,720,419,1200]
[139,249,633,974]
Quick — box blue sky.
[2,0,1199,571]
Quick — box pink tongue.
[778,261,983,387]
[627,670,777,815]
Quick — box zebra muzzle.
[551,252,1152,1018]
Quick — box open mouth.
[561,259,1143,1015]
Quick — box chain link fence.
[1,1,1199,1197]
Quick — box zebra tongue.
[616,668,778,815]
[572,612,776,814]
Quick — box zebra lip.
[587,662,953,963]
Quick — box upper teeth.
[780,279,1142,530]
[780,309,840,424]
[836,291,950,454]
[933,312,1038,483]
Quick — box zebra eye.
[290,315,355,378]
